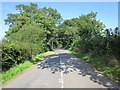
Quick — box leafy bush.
[2,42,32,71]
[7,25,46,55]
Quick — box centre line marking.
[60,53,64,88]
[61,71,64,88]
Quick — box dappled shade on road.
[37,50,119,88]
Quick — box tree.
[4,3,63,50]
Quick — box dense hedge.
[2,43,32,71]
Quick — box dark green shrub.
[2,43,31,71]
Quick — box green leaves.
[3,3,63,71]
[16,3,38,12]
[5,3,62,38]
[2,43,31,71]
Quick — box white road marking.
[59,53,64,88]
[60,71,64,88]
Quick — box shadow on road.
[37,51,119,89]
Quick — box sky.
[0,1,119,40]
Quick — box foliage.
[8,25,46,55]
[58,12,120,66]
[4,3,62,50]
[2,3,62,71]
[2,42,32,71]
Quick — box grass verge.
[1,51,53,84]
[32,51,53,62]
[1,61,33,84]
[67,49,120,84]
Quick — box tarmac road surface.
[2,49,120,89]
